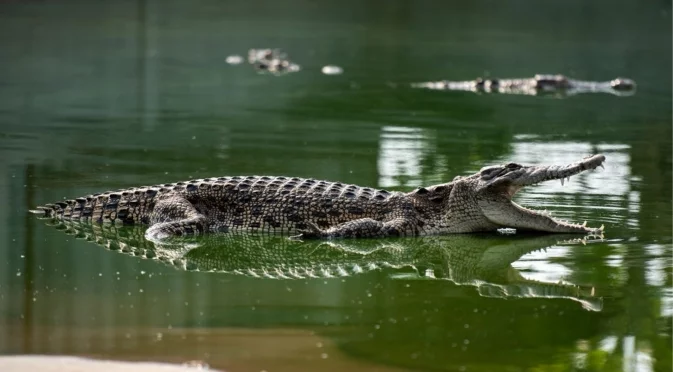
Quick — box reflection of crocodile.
[51,220,603,311]
[31,155,606,240]
[411,74,636,97]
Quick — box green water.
[0,0,671,371]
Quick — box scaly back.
[31,176,404,233]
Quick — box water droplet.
[321,65,343,75]
[225,55,244,65]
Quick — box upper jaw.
[487,154,606,189]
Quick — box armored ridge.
[31,155,607,240]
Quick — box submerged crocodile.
[50,220,603,311]
[247,48,301,75]
[31,155,606,240]
[411,74,636,97]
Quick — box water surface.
[0,0,671,371]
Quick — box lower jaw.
[493,201,597,234]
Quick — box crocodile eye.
[479,166,501,180]
[506,163,520,169]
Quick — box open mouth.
[482,155,606,234]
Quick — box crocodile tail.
[29,203,67,218]
[31,191,148,224]
[29,207,52,216]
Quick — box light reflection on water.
[662,289,673,317]
[645,244,669,287]
[513,246,573,283]
[377,126,430,188]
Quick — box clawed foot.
[145,225,172,242]
[144,218,206,244]
[288,221,326,241]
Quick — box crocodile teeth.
[599,164,605,170]
[560,178,565,186]
[582,221,587,227]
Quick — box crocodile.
[31,154,607,240]
[411,74,636,97]
[49,220,603,311]
[247,48,301,75]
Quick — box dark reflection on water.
[0,0,671,371]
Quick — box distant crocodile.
[31,155,606,240]
[411,74,636,97]
[247,48,301,75]
[50,220,603,311]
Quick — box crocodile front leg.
[296,218,417,239]
[145,195,207,241]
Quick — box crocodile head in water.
[445,154,606,234]
[610,77,636,91]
